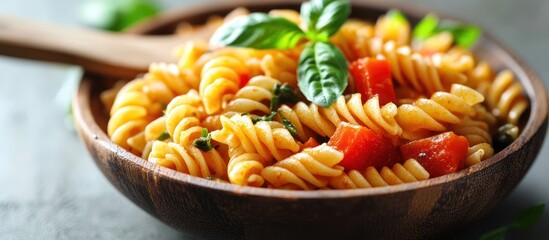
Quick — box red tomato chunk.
[349,57,396,105]
[328,122,399,171]
[400,132,469,178]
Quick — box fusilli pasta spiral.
[328,158,429,189]
[395,84,484,140]
[280,94,401,139]
[149,141,227,179]
[262,144,344,190]
[211,114,300,162]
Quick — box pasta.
[395,84,484,140]
[103,6,529,190]
[280,94,401,139]
[211,114,300,162]
[149,141,227,179]
[487,70,529,124]
[328,159,429,189]
[262,144,344,190]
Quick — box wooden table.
[1,0,547,239]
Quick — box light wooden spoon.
[0,14,214,78]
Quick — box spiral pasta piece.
[211,114,300,162]
[149,141,227,179]
[396,84,484,140]
[331,19,375,61]
[450,118,494,166]
[224,75,280,115]
[175,40,209,70]
[164,89,206,145]
[108,78,165,154]
[328,159,429,189]
[260,52,298,87]
[199,55,249,114]
[226,147,267,187]
[283,94,401,139]
[374,12,411,46]
[487,70,529,124]
[262,144,344,190]
[146,62,199,97]
[201,75,281,132]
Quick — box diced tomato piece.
[349,58,396,105]
[328,122,399,171]
[400,132,469,178]
[301,137,320,150]
[239,73,250,88]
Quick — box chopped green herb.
[252,111,277,124]
[192,128,214,152]
[278,110,299,138]
[156,131,170,141]
[270,96,279,111]
[273,83,299,104]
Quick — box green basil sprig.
[210,13,306,49]
[210,0,351,107]
[298,41,347,107]
[301,0,350,41]
[413,13,481,49]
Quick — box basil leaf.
[412,13,481,49]
[512,203,545,229]
[192,128,213,152]
[278,110,299,139]
[437,21,482,48]
[301,0,350,41]
[298,41,348,107]
[210,13,305,49]
[413,13,439,41]
[479,226,508,240]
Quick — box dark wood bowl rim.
[74,0,549,199]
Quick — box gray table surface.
[1,0,548,239]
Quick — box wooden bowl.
[72,1,549,239]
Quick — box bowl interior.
[80,0,548,198]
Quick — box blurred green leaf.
[479,226,508,240]
[80,0,160,32]
[512,203,545,229]
[412,13,438,41]
[386,9,408,25]
[437,21,482,49]
[412,13,481,49]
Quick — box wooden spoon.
[0,14,214,78]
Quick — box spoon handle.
[0,14,185,78]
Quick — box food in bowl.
[102,0,529,190]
